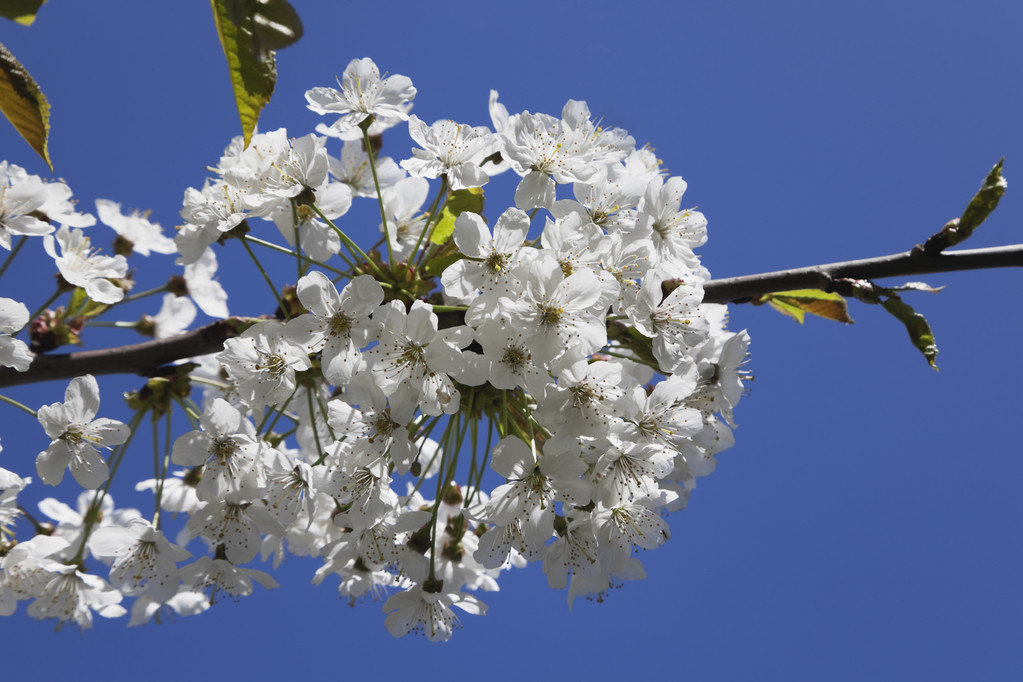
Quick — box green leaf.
[764,297,808,324]
[210,0,303,148]
[431,187,485,245]
[423,245,463,277]
[0,0,46,25]
[880,296,939,370]
[846,280,940,369]
[957,158,1006,239]
[0,42,50,169]
[755,289,854,324]
[921,159,1006,253]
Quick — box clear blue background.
[0,1,1020,680]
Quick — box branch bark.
[0,244,1020,389]
[701,243,1023,303]
[0,319,244,388]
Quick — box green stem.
[239,235,284,311]
[497,391,508,438]
[83,320,137,329]
[245,234,354,276]
[0,392,37,416]
[409,416,444,496]
[14,503,48,537]
[601,348,659,371]
[189,376,232,391]
[152,407,173,530]
[363,127,395,269]
[305,385,326,466]
[28,288,63,325]
[465,413,480,502]
[428,415,461,581]
[314,390,337,442]
[0,235,28,280]
[408,175,449,270]
[466,418,494,507]
[120,283,170,304]
[291,199,305,281]
[256,384,299,437]
[173,395,201,428]
[71,408,146,564]
[311,204,389,281]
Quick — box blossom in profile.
[182,248,228,318]
[383,584,486,642]
[43,226,128,304]
[0,162,55,249]
[150,293,196,339]
[0,297,32,372]
[95,199,176,256]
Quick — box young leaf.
[210,0,303,148]
[880,296,939,370]
[957,158,1006,240]
[0,0,47,26]
[921,159,1006,254]
[755,289,854,324]
[886,281,944,293]
[431,187,485,245]
[845,280,940,369]
[0,42,51,169]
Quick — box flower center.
[209,435,239,462]
[329,312,353,337]
[398,341,426,367]
[501,345,530,370]
[485,251,508,274]
[537,303,563,328]
[256,351,287,377]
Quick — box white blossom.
[95,199,176,256]
[401,115,496,189]
[305,58,416,134]
[0,297,32,371]
[36,375,130,489]
[43,226,128,304]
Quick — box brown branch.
[0,319,246,389]
[1,244,1020,389]
[701,244,1023,304]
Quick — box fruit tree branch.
[701,243,1022,303]
[0,244,1020,389]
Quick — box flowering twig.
[0,244,1018,390]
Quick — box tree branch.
[1,244,1019,389]
[0,319,245,389]
[701,243,1023,303]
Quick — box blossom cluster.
[0,57,749,639]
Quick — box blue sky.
[0,1,1021,680]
